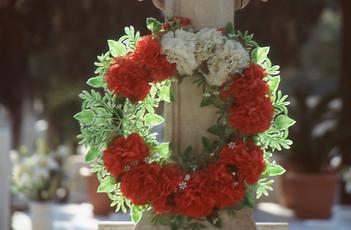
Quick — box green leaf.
[251,46,270,63]
[202,136,212,153]
[97,176,116,193]
[268,76,280,95]
[156,142,170,156]
[146,17,162,33]
[244,185,257,208]
[108,40,126,57]
[200,95,216,107]
[87,76,105,88]
[160,85,171,102]
[266,164,286,176]
[275,115,296,129]
[224,22,235,36]
[131,205,143,223]
[144,113,164,127]
[85,146,100,162]
[207,124,226,136]
[74,110,94,125]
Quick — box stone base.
[98,222,288,230]
[134,208,256,230]
[98,208,288,230]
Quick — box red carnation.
[174,170,215,218]
[220,140,265,184]
[102,133,149,177]
[106,55,151,102]
[153,164,184,213]
[120,163,161,205]
[228,97,274,135]
[134,35,176,82]
[207,163,245,208]
[229,63,269,103]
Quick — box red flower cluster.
[221,63,274,135]
[229,97,274,135]
[103,133,265,219]
[220,140,265,184]
[162,17,191,31]
[106,35,176,102]
[106,56,151,102]
[134,35,176,82]
[121,163,160,205]
[102,133,149,177]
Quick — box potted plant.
[279,90,341,219]
[11,140,64,230]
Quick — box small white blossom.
[179,181,187,190]
[184,174,191,181]
[123,165,131,171]
[161,30,197,76]
[228,142,236,150]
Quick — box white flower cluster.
[12,151,59,193]
[161,28,250,86]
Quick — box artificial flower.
[162,17,191,31]
[153,164,184,213]
[229,63,269,103]
[103,133,149,178]
[120,163,161,205]
[161,30,197,75]
[228,97,274,135]
[135,35,176,82]
[206,39,250,86]
[174,169,215,218]
[220,140,266,184]
[206,163,245,208]
[106,55,151,102]
[194,28,224,65]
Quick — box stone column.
[164,0,235,156]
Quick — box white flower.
[12,153,58,192]
[194,28,224,65]
[161,30,197,76]
[206,39,250,86]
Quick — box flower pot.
[278,170,340,219]
[82,168,113,216]
[29,202,54,230]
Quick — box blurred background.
[1,0,351,229]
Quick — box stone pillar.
[164,0,235,155]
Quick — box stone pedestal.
[98,221,288,230]
[134,208,256,230]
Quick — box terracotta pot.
[278,170,340,219]
[83,171,113,216]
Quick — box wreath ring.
[75,17,294,228]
